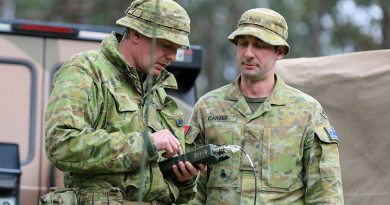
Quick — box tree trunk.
[380,3,390,49]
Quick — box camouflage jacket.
[185,76,344,204]
[45,32,196,204]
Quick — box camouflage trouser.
[40,187,159,205]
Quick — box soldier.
[43,0,203,204]
[185,8,344,204]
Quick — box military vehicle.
[1,17,389,205]
[0,18,202,205]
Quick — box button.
[176,118,184,127]
[220,169,227,178]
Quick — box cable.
[138,0,160,204]
[221,145,257,205]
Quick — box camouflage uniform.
[185,8,343,205]
[45,0,195,204]
[45,32,195,204]
[186,76,343,204]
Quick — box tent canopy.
[276,49,390,205]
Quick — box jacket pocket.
[77,187,123,205]
[206,163,240,204]
[158,96,185,143]
[106,86,140,133]
[204,121,240,146]
[39,187,78,205]
[108,87,138,112]
[261,126,304,192]
[204,119,241,204]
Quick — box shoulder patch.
[325,126,338,141]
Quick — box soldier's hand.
[196,163,207,172]
[151,129,182,158]
[172,161,207,182]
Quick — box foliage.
[2,0,388,95]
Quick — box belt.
[123,201,159,205]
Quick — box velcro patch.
[325,126,338,141]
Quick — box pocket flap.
[207,166,239,188]
[108,87,138,112]
[315,125,339,144]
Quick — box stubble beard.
[240,66,268,82]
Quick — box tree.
[7,0,389,95]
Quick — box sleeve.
[183,104,208,205]
[303,108,344,204]
[172,176,198,204]
[45,64,158,174]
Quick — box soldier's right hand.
[151,129,182,158]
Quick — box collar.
[225,75,287,106]
[101,32,178,92]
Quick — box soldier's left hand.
[172,161,205,182]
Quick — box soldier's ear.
[276,46,286,59]
[130,30,141,43]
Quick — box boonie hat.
[228,8,290,55]
[116,0,190,48]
